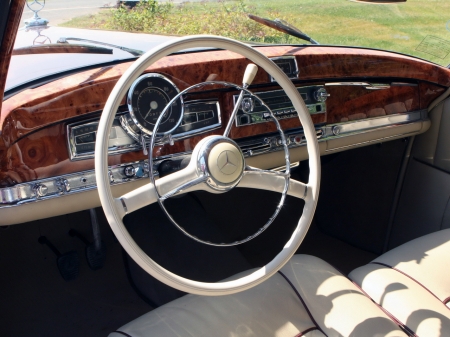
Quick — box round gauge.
[127,74,183,135]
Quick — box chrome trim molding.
[237,110,428,158]
[1,110,427,208]
[0,154,184,207]
[67,115,140,161]
[67,101,222,160]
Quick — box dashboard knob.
[34,184,48,198]
[108,170,115,183]
[241,97,254,113]
[332,125,341,136]
[293,135,303,145]
[56,178,70,194]
[124,166,136,178]
[314,88,330,102]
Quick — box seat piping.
[295,327,320,337]
[349,280,416,336]
[112,331,133,337]
[278,271,327,336]
[371,261,450,311]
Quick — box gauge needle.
[144,101,159,120]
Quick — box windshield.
[7,0,450,92]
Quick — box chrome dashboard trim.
[237,110,428,158]
[1,110,428,207]
[67,101,222,160]
[67,115,140,161]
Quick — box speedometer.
[127,74,183,135]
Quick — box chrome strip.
[120,198,128,214]
[237,110,427,158]
[324,110,425,138]
[0,154,183,207]
[325,82,391,90]
[0,110,427,208]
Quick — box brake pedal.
[38,236,80,281]
[68,209,106,270]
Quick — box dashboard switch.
[56,178,70,194]
[124,166,136,178]
[108,171,115,183]
[34,184,48,198]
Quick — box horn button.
[200,138,245,189]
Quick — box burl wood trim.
[326,85,420,124]
[0,0,25,111]
[0,123,221,186]
[3,46,450,138]
[418,82,446,109]
[1,44,449,186]
[0,0,25,163]
[11,44,114,56]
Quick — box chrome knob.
[34,184,48,198]
[56,178,70,193]
[241,97,254,113]
[108,170,115,183]
[314,88,330,102]
[332,125,341,136]
[124,166,136,178]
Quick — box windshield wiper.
[12,44,113,56]
[248,14,319,45]
[57,37,144,57]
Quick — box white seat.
[110,255,407,337]
[350,229,450,337]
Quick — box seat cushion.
[110,255,407,337]
[350,263,450,337]
[372,228,450,304]
[349,229,450,337]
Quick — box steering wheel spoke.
[240,166,308,200]
[115,164,202,218]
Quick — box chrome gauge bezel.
[127,73,184,136]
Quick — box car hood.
[6,26,178,92]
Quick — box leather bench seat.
[110,255,407,337]
[350,229,450,337]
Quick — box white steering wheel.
[95,35,321,296]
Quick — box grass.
[60,0,450,66]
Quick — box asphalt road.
[19,0,212,27]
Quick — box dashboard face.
[0,44,449,224]
[127,73,184,135]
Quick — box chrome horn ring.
[148,81,291,247]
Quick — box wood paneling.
[419,82,447,109]
[0,0,25,109]
[1,44,449,186]
[326,85,420,124]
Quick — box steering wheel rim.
[95,35,321,296]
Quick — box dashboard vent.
[269,56,299,81]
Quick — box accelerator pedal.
[38,236,80,281]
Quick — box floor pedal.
[38,236,80,281]
[69,228,106,270]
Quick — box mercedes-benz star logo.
[217,150,238,175]
[26,0,45,14]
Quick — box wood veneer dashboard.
[0,45,448,220]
